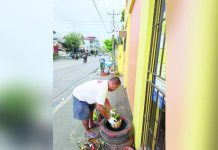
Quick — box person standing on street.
[72,77,121,138]
[99,57,105,73]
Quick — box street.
[53,59,132,150]
[53,55,133,150]
[53,56,101,107]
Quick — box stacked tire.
[100,115,134,150]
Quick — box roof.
[84,36,96,41]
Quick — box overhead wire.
[91,0,109,33]
[54,0,112,36]
[54,6,112,24]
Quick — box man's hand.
[109,109,116,115]
[108,117,117,125]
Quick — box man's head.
[108,77,121,91]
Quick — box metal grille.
[141,0,166,149]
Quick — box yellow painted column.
[123,15,131,88]
[132,0,155,149]
[117,45,124,75]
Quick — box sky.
[53,0,126,44]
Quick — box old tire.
[100,129,133,144]
[100,115,133,138]
[102,136,134,150]
[100,115,133,144]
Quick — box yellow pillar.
[117,45,124,75]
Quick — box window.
[141,0,166,149]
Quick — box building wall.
[121,0,156,149]
[124,0,142,112]
[132,0,156,148]
[123,16,131,89]
[53,45,58,55]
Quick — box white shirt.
[73,80,108,105]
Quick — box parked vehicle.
[70,52,77,59]
[98,53,103,56]
[70,52,83,60]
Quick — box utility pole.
[107,10,120,64]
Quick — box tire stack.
[100,116,134,150]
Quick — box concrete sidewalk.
[53,70,132,150]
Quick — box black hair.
[109,77,121,85]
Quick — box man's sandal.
[84,132,98,139]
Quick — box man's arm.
[96,104,110,120]
[104,98,112,111]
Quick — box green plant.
[103,39,112,52]
[112,113,120,120]
[93,110,98,121]
[109,109,120,120]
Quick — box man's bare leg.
[89,111,94,128]
[82,120,91,133]
[82,120,98,138]
[89,111,99,128]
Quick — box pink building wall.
[126,0,142,112]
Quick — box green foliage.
[93,110,98,121]
[103,38,119,61]
[103,39,112,52]
[121,9,125,22]
[64,32,83,52]
[103,38,118,52]
[112,113,120,120]
[110,109,120,120]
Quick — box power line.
[54,8,110,24]
[91,0,109,33]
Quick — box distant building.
[84,36,100,55]
[53,31,59,55]
[53,31,66,56]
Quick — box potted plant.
[109,109,122,129]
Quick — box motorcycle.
[82,55,87,63]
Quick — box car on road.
[98,53,103,56]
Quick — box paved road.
[53,56,101,107]
[53,72,132,150]
[53,55,133,150]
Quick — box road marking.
[53,95,71,114]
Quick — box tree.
[64,32,83,53]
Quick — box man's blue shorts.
[72,96,95,120]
